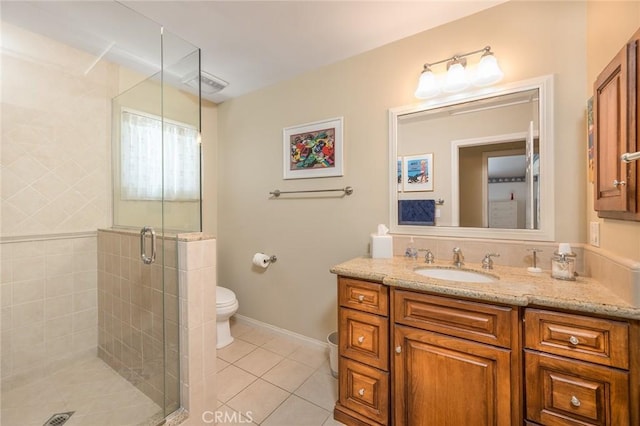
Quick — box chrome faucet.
[481,253,500,270]
[418,248,435,264]
[452,247,464,268]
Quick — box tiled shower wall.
[97,229,180,411]
[1,20,114,388]
[1,235,98,386]
[0,22,115,238]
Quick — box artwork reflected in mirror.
[403,153,433,192]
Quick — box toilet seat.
[217,286,237,308]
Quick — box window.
[120,110,200,201]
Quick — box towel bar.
[270,186,353,197]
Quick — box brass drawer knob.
[358,388,365,397]
[357,294,365,302]
[568,335,579,345]
[570,395,581,407]
[395,346,402,354]
[357,336,365,344]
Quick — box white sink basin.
[414,268,496,283]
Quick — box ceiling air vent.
[183,71,228,95]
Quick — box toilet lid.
[217,286,236,306]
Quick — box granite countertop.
[330,256,640,320]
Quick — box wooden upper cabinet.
[593,28,640,220]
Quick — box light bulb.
[443,62,469,93]
[474,53,504,86]
[414,69,440,99]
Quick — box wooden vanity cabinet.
[392,289,520,426]
[593,27,640,220]
[523,308,637,426]
[335,277,390,426]
[334,276,639,426]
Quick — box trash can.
[327,331,339,378]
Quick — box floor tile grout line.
[224,325,338,425]
[223,325,342,424]
[228,365,336,418]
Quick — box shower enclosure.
[1,2,201,425]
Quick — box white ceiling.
[1,1,505,103]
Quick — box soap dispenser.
[405,237,418,259]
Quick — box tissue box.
[371,234,393,258]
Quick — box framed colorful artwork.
[587,97,594,183]
[403,153,433,191]
[283,117,343,179]
[397,157,403,191]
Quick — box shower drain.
[43,412,74,426]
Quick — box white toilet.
[216,286,239,349]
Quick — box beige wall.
[586,1,640,260]
[217,1,589,340]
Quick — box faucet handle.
[482,253,500,270]
[527,248,543,272]
[418,248,435,264]
[452,247,464,267]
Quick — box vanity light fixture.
[414,46,504,99]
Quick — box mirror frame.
[389,75,555,241]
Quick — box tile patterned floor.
[215,319,345,426]
[0,355,162,426]
[0,319,346,426]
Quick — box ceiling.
[1,1,505,103]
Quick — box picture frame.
[283,117,343,179]
[403,153,433,191]
[587,97,594,183]
[397,157,403,192]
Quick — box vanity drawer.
[340,308,389,370]
[393,290,514,348]
[524,309,629,369]
[339,277,389,316]
[525,351,629,425]
[339,357,389,425]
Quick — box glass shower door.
[110,27,201,420]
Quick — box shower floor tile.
[1,354,162,426]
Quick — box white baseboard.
[233,314,329,350]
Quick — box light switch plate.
[589,221,600,247]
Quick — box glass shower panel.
[113,32,202,234]
[161,28,201,415]
[161,30,202,234]
[109,23,201,421]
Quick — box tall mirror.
[389,75,554,241]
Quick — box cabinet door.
[593,41,634,213]
[393,325,513,426]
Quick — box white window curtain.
[121,110,200,201]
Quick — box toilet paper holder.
[253,252,278,269]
